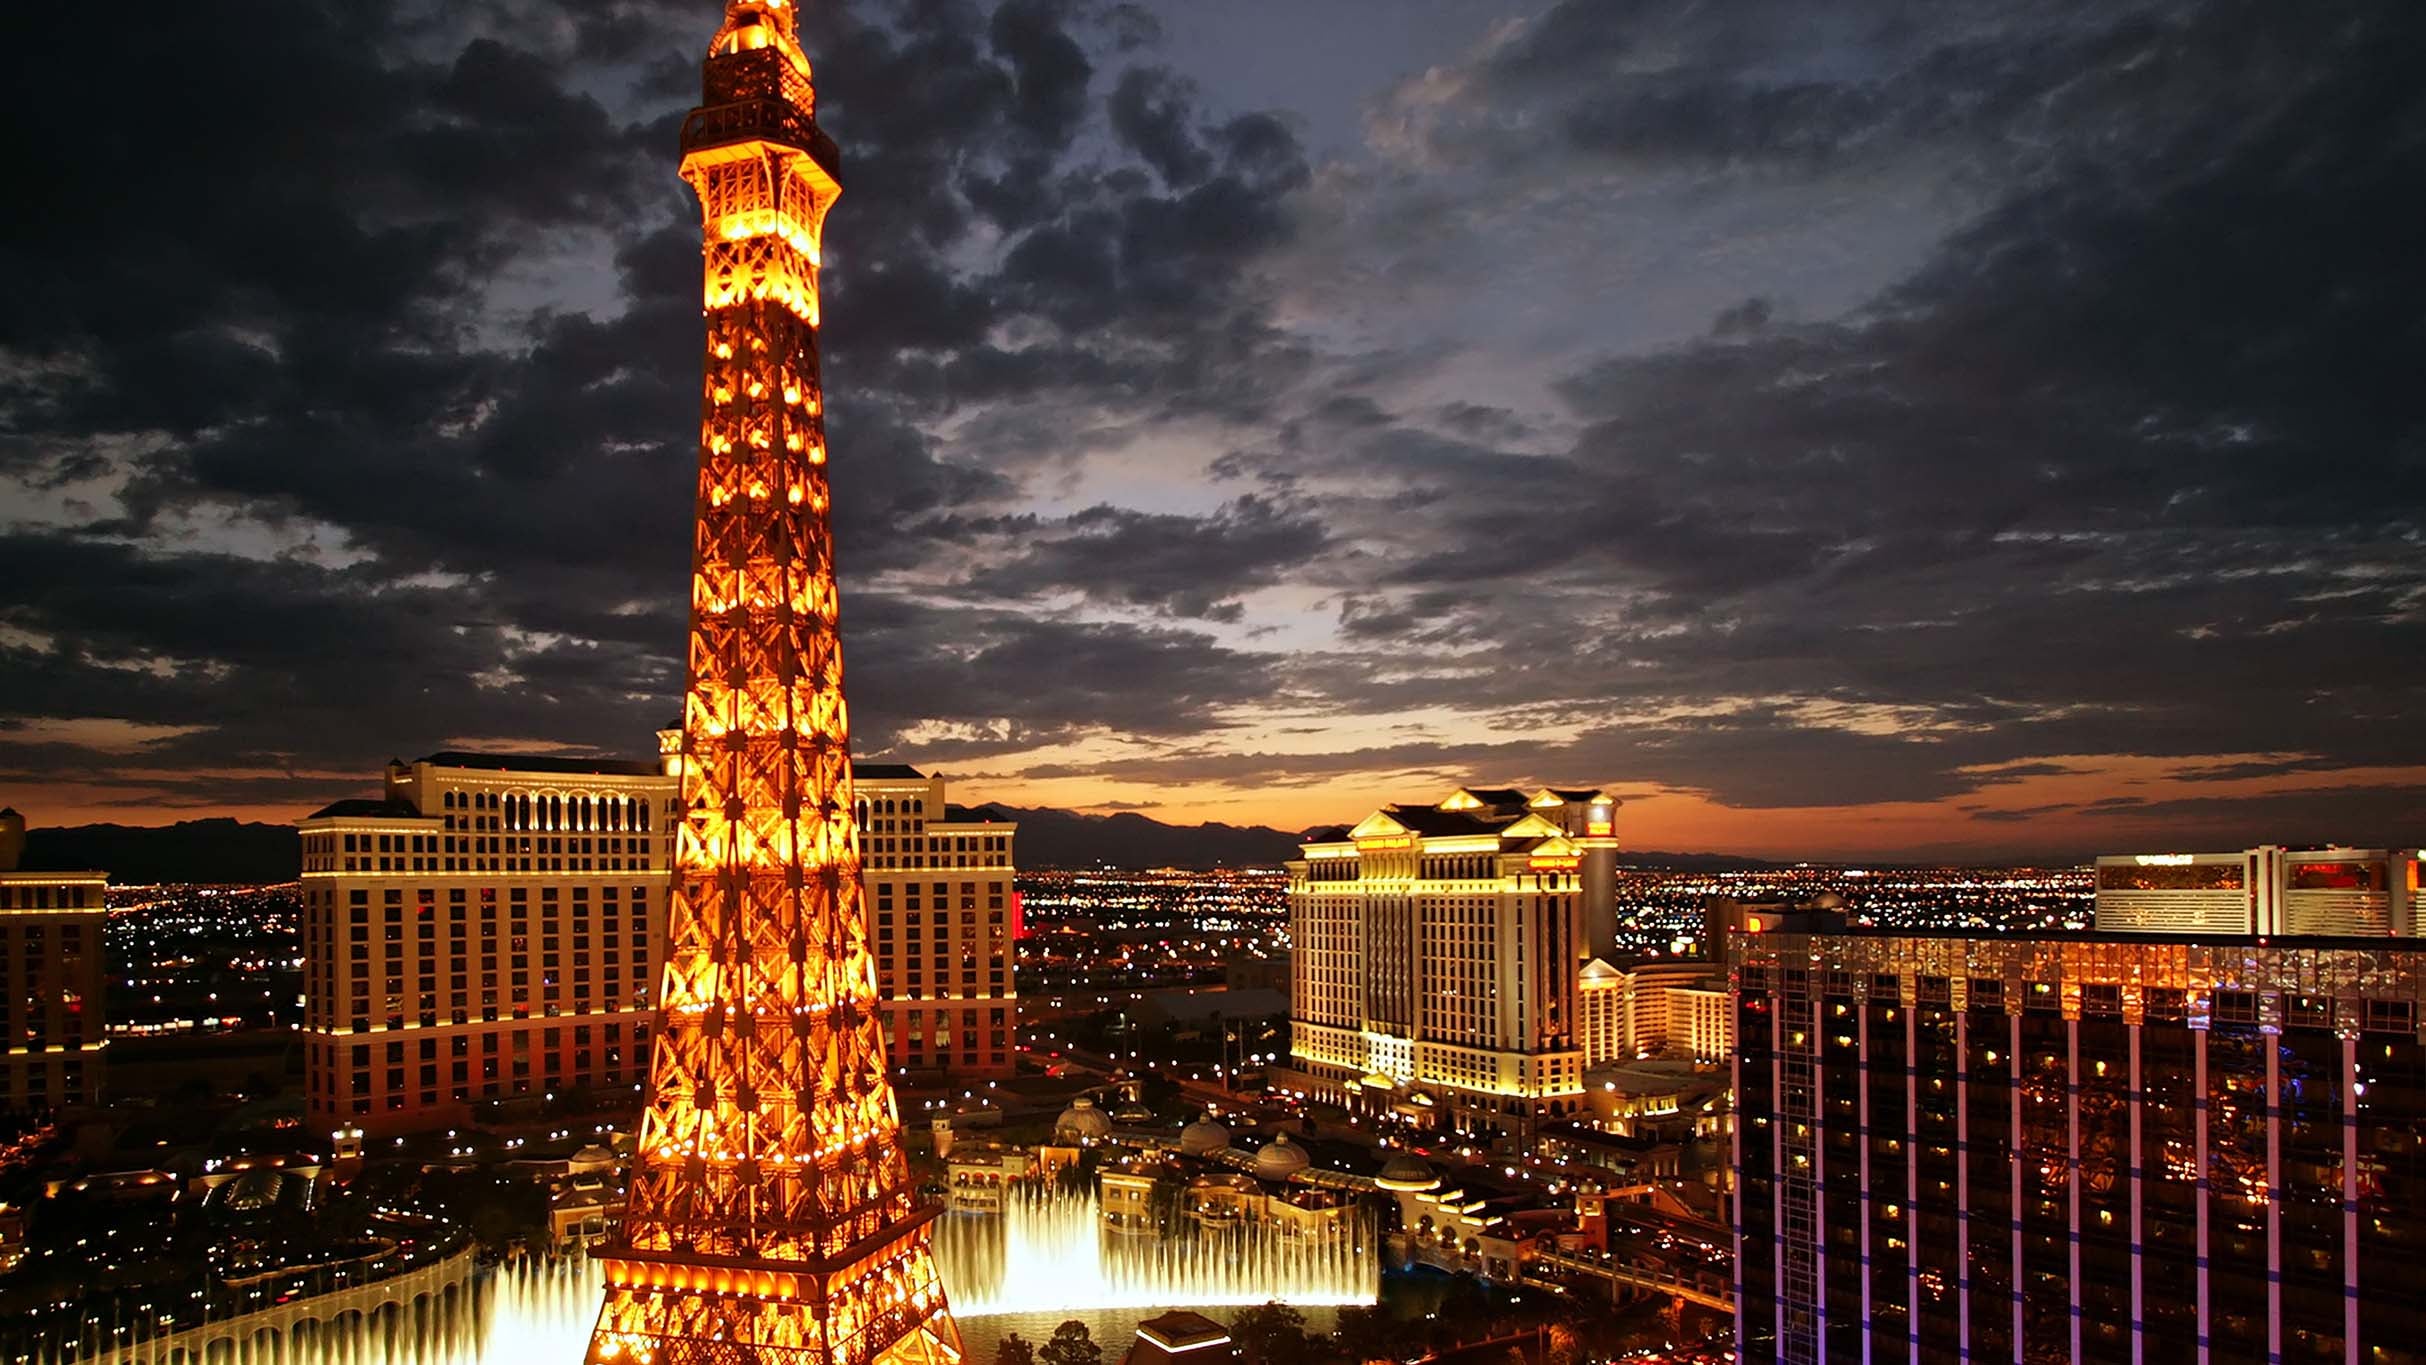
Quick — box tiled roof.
[1384,805,1522,837]
[416,751,663,778]
[305,797,423,820]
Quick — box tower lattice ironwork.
[586,4,961,1363]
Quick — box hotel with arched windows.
[299,751,680,1133]
[299,746,1017,1132]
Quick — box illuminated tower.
[586,4,963,1364]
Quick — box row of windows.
[0,1057,91,1105]
[0,922,97,1053]
[335,831,661,858]
[325,885,654,908]
[0,886,101,910]
[443,789,663,835]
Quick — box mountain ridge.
[18,811,1794,880]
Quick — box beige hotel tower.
[1284,786,1621,1135]
[300,739,1016,1131]
[299,751,677,1132]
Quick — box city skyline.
[5,1,2423,862]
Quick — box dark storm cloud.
[965,495,1329,620]
[1109,67,1213,188]
[841,598,1279,756]
[1049,0,2417,833]
[1382,0,2203,177]
[0,0,1320,812]
[3,0,2420,852]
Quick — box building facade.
[2095,845,2422,936]
[1579,958,1733,1065]
[1284,787,1619,1134]
[298,752,678,1133]
[852,765,1018,1078]
[0,826,109,1110]
[1731,929,2426,1364]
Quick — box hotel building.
[1283,786,1620,1135]
[299,749,1013,1129]
[1730,927,2426,1363]
[850,765,1018,1079]
[1578,958,1733,1065]
[299,751,678,1133]
[2095,845,2422,936]
[0,808,108,1110]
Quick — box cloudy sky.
[2,1,2421,860]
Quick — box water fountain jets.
[933,1182,1380,1317]
[40,1255,604,1365]
[45,1182,1372,1363]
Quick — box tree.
[1232,1302,1311,1365]
[1439,1272,1492,1329]
[1039,1320,1101,1365]
[995,1333,1037,1365]
[1329,1305,1399,1364]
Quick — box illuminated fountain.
[39,1181,1372,1363]
[933,1182,1380,1316]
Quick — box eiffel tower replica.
[586,4,962,1363]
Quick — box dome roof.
[1055,1096,1114,1142]
[1374,1151,1439,1192]
[1809,891,1846,910]
[222,1168,285,1213]
[572,1144,615,1165]
[1251,1133,1310,1181]
[1177,1116,1232,1157]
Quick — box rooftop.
[1380,805,1522,837]
[854,763,927,780]
[416,750,664,778]
[1745,925,2426,951]
[305,797,424,821]
[1135,1311,1230,1351]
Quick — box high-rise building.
[1730,926,2426,1363]
[0,809,107,1110]
[587,4,960,1362]
[851,765,1018,1078]
[2095,844,2422,936]
[297,752,677,1132]
[1283,786,1619,1134]
[1578,958,1732,1065]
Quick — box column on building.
[297,750,677,1134]
[853,765,1018,1079]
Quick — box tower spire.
[583,4,961,1363]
